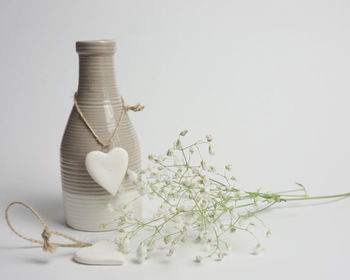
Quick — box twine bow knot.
[121,98,144,112]
[41,227,57,253]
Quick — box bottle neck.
[77,54,117,95]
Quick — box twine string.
[74,93,144,149]
[4,201,92,253]
[4,98,144,252]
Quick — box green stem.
[276,188,304,194]
[182,140,206,150]
[283,192,350,201]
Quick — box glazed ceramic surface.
[85,147,129,196]
[60,40,141,231]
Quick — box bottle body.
[60,40,141,231]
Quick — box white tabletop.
[2,185,349,280]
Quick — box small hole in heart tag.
[85,147,129,196]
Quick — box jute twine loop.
[74,93,144,149]
[121,97,145,112]
[4,201,92,253]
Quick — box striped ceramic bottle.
[60,40,141,231]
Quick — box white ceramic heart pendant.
[85,147,128,196]
[74,240,126,266]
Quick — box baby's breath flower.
[201,160,208,170]
[266,230,272,238]
[137,242,147,264]
[179,130,188,136]
[163,235,172,244]
[154,155,166,163]
[217,252,225,261]
[254,196,262,205]
[110,133,334,264]
[225,164,233,171]
[168,247,175,256]
[117,238,131,254]
[208,166,216,173]
[208,145,215,155]
[166,149,174,156]
[175,139,182,150]
[138,183,150,195]
[127,169,138,183]
[251,243,262,255]
[199,175,210,187]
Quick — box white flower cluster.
[110,131,308,263]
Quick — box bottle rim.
[76,40,116,55]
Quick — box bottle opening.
[76,40,116,55]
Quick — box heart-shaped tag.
[85,147,128,196]
[74,240,125,266]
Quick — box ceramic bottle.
[60,40,141,231]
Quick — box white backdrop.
[1,0,349,279]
